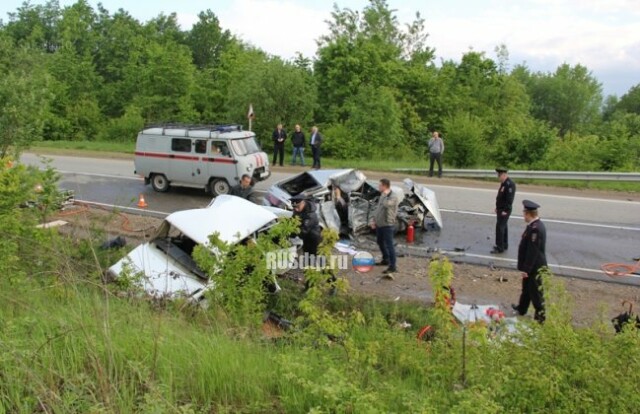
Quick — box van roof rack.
[144,123,243,133]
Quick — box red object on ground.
[406,221,415,243]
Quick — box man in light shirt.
[428,131,444,178]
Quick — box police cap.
[522,199,540,211]
[290,193,307,205]
[495,168,508,174]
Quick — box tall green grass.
[3,228,640,412]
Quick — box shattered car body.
[263,169,443,236]
[107,195,295,301]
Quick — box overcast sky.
[2,0,639,96]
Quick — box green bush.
[442,112,486,167]
[99,105,145,142]
[536,134,601,171]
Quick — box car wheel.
[210,178,230,196]
[151,174,170,192]
[422,212,436,230]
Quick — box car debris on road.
[263,169,443,237]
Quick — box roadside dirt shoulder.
[52,207,640,327]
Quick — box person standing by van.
[291,124,306,166]
[310,126,323,169]
[272,123,287,167]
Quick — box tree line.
[1,0,639,170]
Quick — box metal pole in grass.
[461,325,467,387]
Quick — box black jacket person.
[513,199,547,323]
[492,168,516,254]
[272,124,287,166]
[291,195,322,256]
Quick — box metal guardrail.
[392,169,640,182]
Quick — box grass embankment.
[29,140,639,192]
[4,238,640,412]
[0,251,435,412]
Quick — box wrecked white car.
[107,195,295,301]
[263,169,443,236]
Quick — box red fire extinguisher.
[406,220,415,243]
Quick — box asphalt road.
[21,153,640,283]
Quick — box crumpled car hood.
[108,243,209,299]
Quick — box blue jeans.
[292,147,305,165]
[376,225,396,269]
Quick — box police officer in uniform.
[291,194,323,257]
[491,168,516,254]
[512,200,547,323]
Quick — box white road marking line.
[426,184,639,205]
[448,251,640,278]
[441,209,640,231]
[59,170,142,181]
[61,172,637,231]
[76,199,170,216]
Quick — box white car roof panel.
[168,195,277,246]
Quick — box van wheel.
[151,174,170,192]
[210,179,230,196]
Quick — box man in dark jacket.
[512,199,547,323]
[291,194,322,257]
[309,126,323,169]
[272,123,287,166]
[229,174,256,203]
[290,124,306,166]
[492,168,516,254]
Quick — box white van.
[134,124,270,196]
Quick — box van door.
[205,140,238,194]
[192,139,209,186]
[169,137,198,185]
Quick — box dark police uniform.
[493,168,516,253]
[291,195,322,256]
[514,200,547,323]
[272,127,287,166]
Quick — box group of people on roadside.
[230,124,548,323]
[272,124,323,169]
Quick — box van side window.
[195,140,207,154]
[211,141,231,157]
[171,138,192,152]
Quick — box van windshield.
[230,137,261,155]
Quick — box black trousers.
[495,211,511,251]
[376,225,396,269]
[273,143,284,166]
[311,145,321,168]
[516,272,545,323]
[302,233,321,256]
[429,152,442,177]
